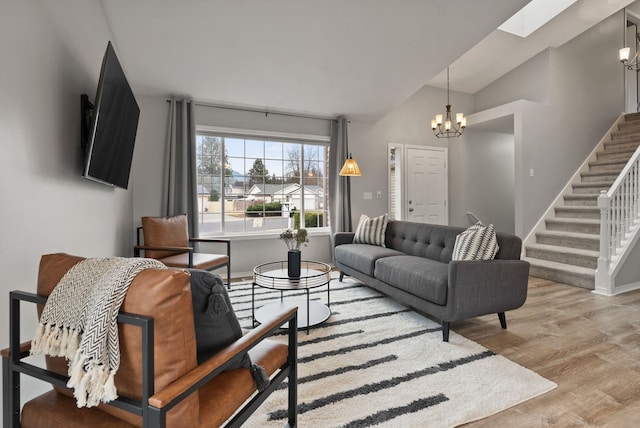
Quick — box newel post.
[595,190,613,295]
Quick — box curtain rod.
[166,98,337,121]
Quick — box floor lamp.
[339,153,362,231]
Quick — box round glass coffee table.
[253,260,332,334]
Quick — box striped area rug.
[230,274,556,427]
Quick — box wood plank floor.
[456,276,640,427]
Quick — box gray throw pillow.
[188,269,269,391]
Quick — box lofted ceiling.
[98,0,529,119]
[429,0,637,93]
[46,0,637,120]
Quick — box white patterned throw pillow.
[353,213,388,247]
[452,222,500,261]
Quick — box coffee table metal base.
[254,300,331,332]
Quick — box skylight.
[498,0,578,38]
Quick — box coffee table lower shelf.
[254,300,331,332]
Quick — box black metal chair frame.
[3,291,297,428]
[134,227,232,288]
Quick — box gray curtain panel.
[164,97,199,239]
[329,116,352,236]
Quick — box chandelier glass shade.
[432,67,466,138]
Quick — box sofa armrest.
[148,306,298,410]
[333,232,355,247]
[446,259,530,321]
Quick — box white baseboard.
[592,281,640,296]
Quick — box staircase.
[524,113,640,289]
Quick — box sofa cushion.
[354,213,388,247]
[374,255,449,306]
[335,244,404,276]
[452,222,500,261]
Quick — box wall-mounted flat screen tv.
[82,41,139,190]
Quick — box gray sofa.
[334,220,530,341]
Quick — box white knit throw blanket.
[30,257,166,408]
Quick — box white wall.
[460,129,515,233]
[473,12,625,236]
[0,0,135,402]
[348,85,475,227]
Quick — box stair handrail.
[596,141,640,295]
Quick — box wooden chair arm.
[148,306,297,409]
[188,238,231,256]
[189,238,230,244]
[133,245,193,253]
[1,341,31,358]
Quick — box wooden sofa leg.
[442,321,450,342]
[339,272,344,282]
[498,312,507,329]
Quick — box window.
[195,132,330,236]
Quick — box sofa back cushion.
[385,221,521,263]
[36,253,199,427]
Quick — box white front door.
[406,146,448,225]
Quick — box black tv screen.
[83,41,139,189]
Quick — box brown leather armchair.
[134,214,232,287]
[2,253,297,428]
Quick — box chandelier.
[431,67,466,138]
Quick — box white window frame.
[196,126,330,237]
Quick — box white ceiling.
[83,0,635,119]
[429,0,637,93]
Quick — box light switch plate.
[364,192,372,200]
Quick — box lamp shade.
[339,154,362,176]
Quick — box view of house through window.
[196,133,330,235]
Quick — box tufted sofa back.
[385,221,522,263]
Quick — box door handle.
[409,208,414,212]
